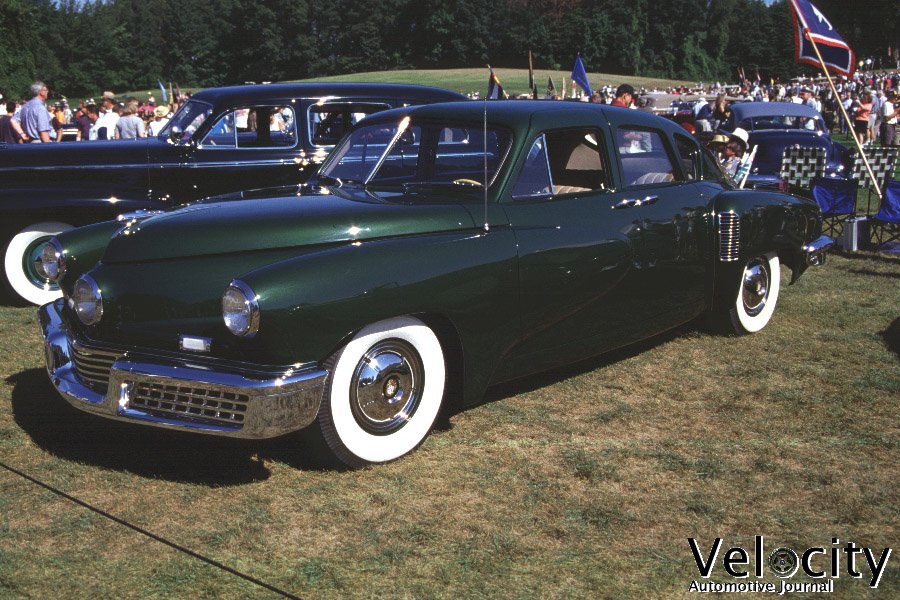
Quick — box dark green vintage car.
[38,101,832,467]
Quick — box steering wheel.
[452,178,483,187]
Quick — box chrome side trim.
[718,211,741,262]
[802,235,834,267]
[39,300,327,439]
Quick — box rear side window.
[617,128,679,187]
[308,102,389,147]
[512,128,609,198]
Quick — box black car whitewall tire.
[318,316,446,468]
[729,252,780,334]
[3,222,73,305]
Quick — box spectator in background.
[881,91,898,147]
[95,94,119,140]
[147,105,170,137]
[854,92,872,146]
[712,94,730,130]
[13,81,51,142]
[74,101,92,141]
[115,104,145,139]
[0,101,20,143]
[611,84,634,108]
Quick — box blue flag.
[571,54,592,97]
[157,79,168,103]
[789,0,855,77]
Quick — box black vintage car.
[0,83,465,304]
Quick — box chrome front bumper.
[803,235,834,267]
[39,299,328,439]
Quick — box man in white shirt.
[95,95,120,140]
[880,91,898,147]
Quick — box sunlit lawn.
[1,251,897,598]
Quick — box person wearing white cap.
[720,127,749,177]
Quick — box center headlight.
[222,280,260,338]
[72,274,103,325]
[38,238,65,281]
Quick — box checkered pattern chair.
[780,147,826,189]
[850,148,898,214]
[870,180,900,249]
[810,177,858,239]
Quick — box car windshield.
[319,117,511,188]
[158,99,213,142]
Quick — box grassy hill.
[116,68,695,102]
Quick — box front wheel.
[317,316,446,468]
[728,252,781,334]
[3,222,74,306]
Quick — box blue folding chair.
[870,180,900,249]
[810,176,858,239]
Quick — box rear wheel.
[3,222,73,305]
[318,316,446,468]
[728,252,780,334]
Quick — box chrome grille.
[128,382,248,427]
[718,211,741,262]
[70,341,121,392]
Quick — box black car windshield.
[320,117,511,188]
[728,114,824,134]
[158,99,213,142]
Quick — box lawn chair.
[780,147,826,190]
[810,176,858,239]
[870,180,900,249]
[849,148,898,214]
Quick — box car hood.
[102,185,480,264]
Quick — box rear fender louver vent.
[718,211,741,262]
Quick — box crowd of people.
[0,82,184,144]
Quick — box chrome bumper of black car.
[803,235,834,267]
[39,299,327,439]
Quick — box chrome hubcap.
[350,339,423,435]
[742,258,770,316]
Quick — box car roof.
[363,100,687,135]
[189,83,467,108]
[730,101,820,120]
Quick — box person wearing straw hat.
[147,104,170,137]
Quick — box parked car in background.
[718,102,851,188]
[0,82,465,305]
[39,101,832,468]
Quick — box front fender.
[712,189,822,300]
[238,229,520,406]
[54,220,126,294]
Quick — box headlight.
[222,280,259,338]
[72,274,103,325]
[38,238,65,281]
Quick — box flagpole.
[805,30,882,200]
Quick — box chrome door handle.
[613,198,635,210]
[633,195,658,206]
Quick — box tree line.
[1,0,897,99]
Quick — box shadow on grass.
[478,321,694,406]
[8,368,346,484]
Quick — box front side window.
[201,106,297,148]
[674,134,698,180]
[320,118,511,187]
[617,127,679,187]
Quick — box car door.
[610,126,712,326]
[500,126,650,373]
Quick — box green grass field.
[119,68,695,102]
[1,252,897,598]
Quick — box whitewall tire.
[318,316,446,468]
[3,222,73,306]
[729,252,780,334]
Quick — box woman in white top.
[147,105,170,137]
